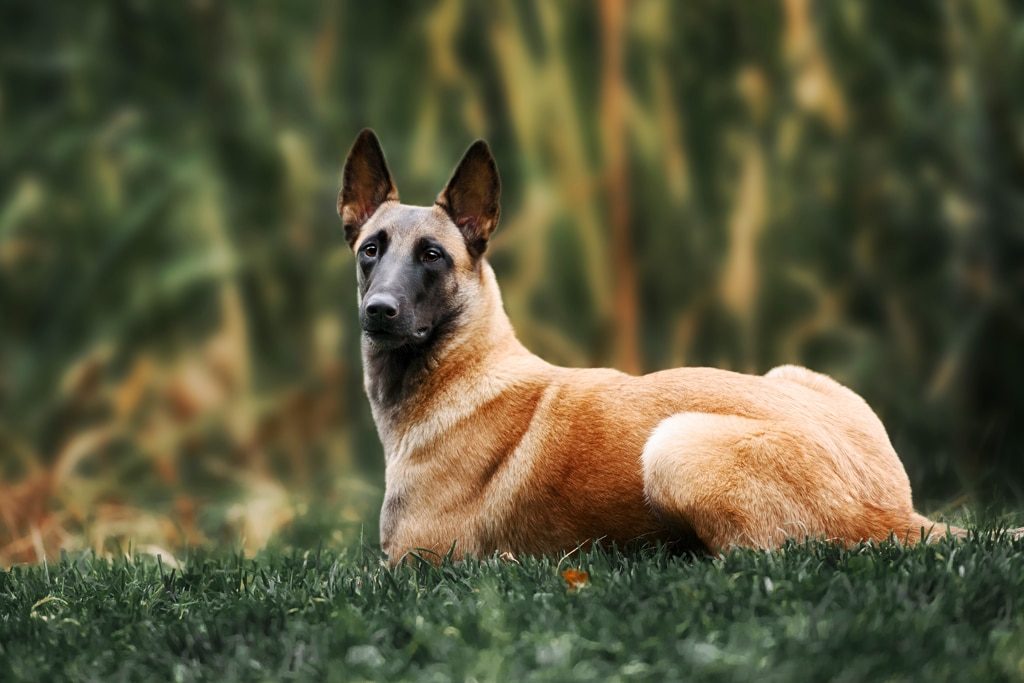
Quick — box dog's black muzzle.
[360,292,430,348]
[362,292,400,327]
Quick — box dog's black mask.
[356,223,456,351]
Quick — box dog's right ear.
[338,129,398,248]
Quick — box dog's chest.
[378,496,484,561]
[378,487,405,545]
[378,461,488,560]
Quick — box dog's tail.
[907,513,1024,543]
[906,513,967,542]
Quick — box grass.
[2,534,1024,682]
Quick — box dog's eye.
[362,243,378,258]
[422,247,442,263]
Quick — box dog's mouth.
[363,326,432,349]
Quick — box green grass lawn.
[2,534,1024,682]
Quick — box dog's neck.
[361,261,530,457]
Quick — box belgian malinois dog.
[338,129,963,563]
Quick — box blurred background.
[2,0,1023,565]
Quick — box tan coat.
[337,130,969,564]
[370,257,945,561]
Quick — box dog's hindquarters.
[764,366,975,544]
[642,412,826,552]
[641,410,925,553]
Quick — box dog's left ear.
[436,140,500,258]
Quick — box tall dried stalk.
[600,0,641,374]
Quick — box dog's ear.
[338,129,398,248]
[436,140,500,258]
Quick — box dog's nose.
[364,293,400,321]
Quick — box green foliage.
[2,537,1024,681]
[1,1,1023,561]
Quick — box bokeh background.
[2,0,1023,565]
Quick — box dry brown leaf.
[562,568,590,590]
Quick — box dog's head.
[337,129,500,351]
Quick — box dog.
[337,128,965,563]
